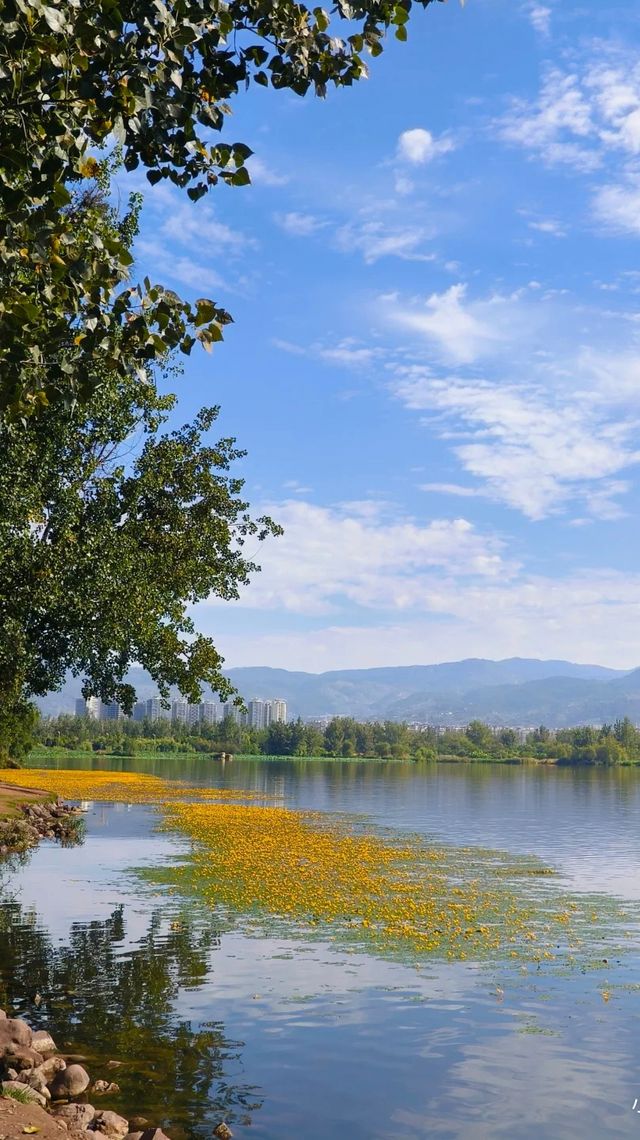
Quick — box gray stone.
[52,1103,96,1130]
[26,1070,50,1099]
[93,1111,129,1140]
[5,1046,43,1071]
[39,1055,66,1081]
[1,1019,32,1048]
[32,1031,57,1056]
[49,1064,90,1099]
[138,1130,172,1140]
[1,1079,47,1107]
[92,1081,120,1096]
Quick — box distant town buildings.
[75,694,287,726]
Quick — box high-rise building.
[199,702,221,726]
[132,702,147,722]
[171,700,188,725]
[101,702,123,721]
[270,699,287,724]
[248,699,268,729]
[145,697,171,722]
[76,695,101,719]
[221,702,247,726]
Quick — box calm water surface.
[0,757,637,1140]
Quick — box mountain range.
[36,657,640,728]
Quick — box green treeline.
[33,714,640,765]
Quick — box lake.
[2,756,639,1139]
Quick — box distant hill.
[35,657,637,727]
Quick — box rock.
[0,1011,6,1020]
[5,1047,44,1071]
[51,1104,96,1130]
[0,1019,32,1048]
[32,1032,57,1056]
[5,1070,17,1082]
[25,1072,50,1100]
[213,1125,232,1140]
[124,1133,143,1140]
[137,1129,172,1140]
[93,1111,129,1140]
[49,1065,90,1099]
[127,1119,148,1130]
[90,1081,119,1096]
[1,1080,47,1108]
[104,1063,123,1071]
[39,1057,66,1082]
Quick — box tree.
[0,344,279,762]
[0,0,444,417]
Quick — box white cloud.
[136,239,225,294]
[499,49,640,177]
[528,4,551,36]
[247,156,289,186]
[499,70,597,170]
[275,211,326,237]
[528,218,567,237]
[397,128,455,165]
[161,201,252,252]
[389,284,511,365]
[382,283,640,519]
[318,340,379,368]
[207,500,510,615]
[420,483,484,498]
[394,368,640,519]
[592,177,640,234]
[209,568,640,671]
[335,220,434,263]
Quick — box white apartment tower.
[271,699,287,724]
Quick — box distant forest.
[34,714,640,765]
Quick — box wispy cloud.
[275,211,327,237]
[248,155,289,187]
[207,499,510,615]
[527,4,552,37]
[386,284,640,519]
[388,283,515,365]
[335,220,434,263]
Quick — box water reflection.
[0,882,262,1139]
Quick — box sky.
[123,0,640,673]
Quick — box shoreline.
[0,783,82,853]
[27,748,640,767]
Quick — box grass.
[2,1085,35,1104]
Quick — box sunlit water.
[0,756,637,1139]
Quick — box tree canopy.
[0,0,443,417]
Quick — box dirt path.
[0,1098,69,1140]
[0,783,49,820]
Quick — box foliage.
[0,698,39,767]
[0,0,443,416]
[34,712,640,765]
[0,352,279,761]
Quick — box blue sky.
[123,0,640,672]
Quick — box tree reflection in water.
[0,870,262,1138]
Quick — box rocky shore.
[0,1012,236,1140]
[0,796,82,854]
